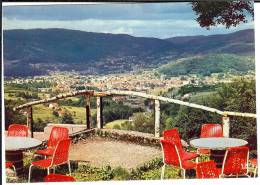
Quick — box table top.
[5,136,42,151]
[190,137,248,150]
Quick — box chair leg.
[28,165,33,182]
[161,164,165,180]
[47,167,50,175]
[182,169,186,179]
[12,165,16,177]
[254,167,257,178]
[68,161,71,176]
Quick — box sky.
[2,3,254,39]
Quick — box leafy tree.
[191,1,254,29]
[34,118,47,132]
[5,99,27,130]
[61,111,74,124]
[217,78,256,153]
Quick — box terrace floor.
[69,136,162,169]
[31,131,162,170]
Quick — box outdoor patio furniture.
[5,136,42,175]
[34,126,69,157]
[44,174,76,182]
[250,158,258,177]
[190,137,248,168]
[7,124,29,137]
[220,146,250,178]
[197,124,223,155]
[6,162,16,176]
[196,160,220,179]
[163,128,198,161]
[28,138,72,182]
[160,139,196,179]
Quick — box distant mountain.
[166,29,255,56]
[3,28,255,77]
[158,54,255,76]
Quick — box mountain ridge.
[3,28,255,77]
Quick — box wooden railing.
[14,90,257,138]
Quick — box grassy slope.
[104,119,128,129]
[158,54,255,76]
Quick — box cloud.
[3,3,195,21]
[2,17,254,39]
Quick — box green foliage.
[33,118,48,132]
[120,112,154,134]
[4,99,27,130]
[7,81,53,91]
[158,54,255,77]
[61,111,75,124]
[177,83,219,96]
[217,78,257,152]
[191,1,254,29]
[103,98,143,123]
[15,91,39,100]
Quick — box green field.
[104,119,128,129]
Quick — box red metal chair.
[44,174,76,182]
[6,162,16,176]
[196,160,220,179]
[28,138,72,182]
[163,128,198,161]
[160,140,196,179]
[7,124,29,137]
[34,126,69,157]
[200,124,223,138]
[250,158,257,177]
[198,124,223,155]
[220,146,250,177]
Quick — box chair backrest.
[51,138,71,166]
[222,146,249,176]
[196,160,220,179]
[48,126,69,148]
[200,124,223,138]
[7,124,29,137]
[163,128,183,154]
[44,174,76,182]
[160,140,182,168]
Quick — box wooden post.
[85,95,91,129]
[222,116,230,137]
[96,96,103,129]
[27,106,33,138]
[154,99,160,138]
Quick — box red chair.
[220,146,250,177]
[196,160,220,179]
[163,128,198,161]
[7,124,29,137]
[28,138,72,182]
[34,126,69,157]
[160,140,196,179]
[44,174,76,182]
[200,124,223,138]
[250,158,257,177]
[198,124,223,155]
[6,162,16,176]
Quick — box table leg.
[6,150,24,176]
[210,150,226,168]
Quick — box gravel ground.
[69,136,162,169]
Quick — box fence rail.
[13,89,257,138]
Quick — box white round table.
[190,137,248,167]
[5,137,42,175]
